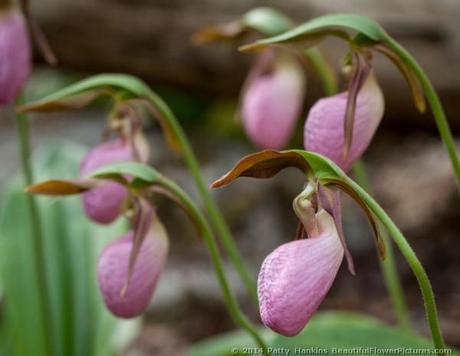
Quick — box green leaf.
[193,7,292,44]
[20,74,149,111]
[272,312,432,352]
[189,311,450,356]
[0,141,140,356]
[189,327,275,356]
[242,7,293,36]
[211,149,385,258]
[20,74,182,152]
[240,14,387,51]
[211,150,343,189]
[88,161,160,184]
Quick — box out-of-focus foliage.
[0,142,139,356]
[189,311,438,356]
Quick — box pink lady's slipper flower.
[256,182,355,337]
[0,8,31,104]
[97,224,169,318]
[258,208,343,336]
[304,72,384,172]
[80,139,135,224]
[241,50,306,150]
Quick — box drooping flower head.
[27,159,174,319]
[257,183,350,336]
[80,139,135,224]
[241,50,306,150]
[0,7,31,104]
[258,208,343,336]
[97,224,169,318]
[304,70,384,172]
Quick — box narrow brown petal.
[131,98,181,154]
[26,179,100,195]
[18,90,108,113]
[211,150,310,188]
[343,53,370,160]
[192,21,245,44]
[317,185,355,275]
[375,44,426,113]
[324,178,386,260]
[121,198,156,297]
[19,0,57,65]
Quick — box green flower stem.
[143,90,258,305]
[155,176,269,355]
[304,48,338,96]
[352,160,411,331]
[15,94,52,355]
[346,176,445,349]
[384,36,460,191]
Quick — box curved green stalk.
[351,160,411,331]
[156,176,268,355]
[305,48,338,96]
[346,176,444,349]
[143,90,258,305]
[15,94,53,355]
[384,36,460,191]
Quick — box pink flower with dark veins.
[304,73,384,172]
[242,51,306,150]
[0,9,31,104]
[97,226,169,318]
[80,139,134,224]
[258,209,344,336]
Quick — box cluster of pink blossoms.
[79,136,168,318]
[241,49,384,336]
[0,2,167,319]
[1,2,386,330]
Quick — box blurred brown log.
[32,0,460,130]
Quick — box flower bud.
[0,9,31,104]
[304,73,384,172]
[97,228,169,318]
[80,139,134,224]
[241,52,305,150]
[258,210,344,336]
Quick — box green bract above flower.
[211,149,385,259]
[192,7,292,44]
[238,13,426,114]
[18,74,182,152]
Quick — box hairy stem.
[157,176,268,355]
[352,160,411,331]
[15,94,53,355]
[347,176,445,348]
[384,36,460,192]
[144,90,258,305]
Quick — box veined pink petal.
[81,183,128,224]
[304,73,384,172]
[97,225,169,318]
[80,139,134,175]
[242,53,306,150]
[80,139,134,224]
[0,10,31,104]
[258,210,344,336]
